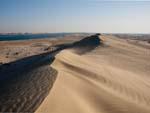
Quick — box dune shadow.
[0,50,58,112]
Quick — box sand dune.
[0,34,99,112]
[37,35,150,113]
[0,34,150,113]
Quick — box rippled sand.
[37,35,150,113]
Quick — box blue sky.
[0,0,150,33]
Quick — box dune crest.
[37,35,150,113]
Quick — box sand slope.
[0,52,57,112]
[36,35,150,113]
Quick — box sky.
[0,0,150,33]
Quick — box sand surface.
[36,35,150,113]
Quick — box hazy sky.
[0,0,150,33]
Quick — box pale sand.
[36,35,150,113]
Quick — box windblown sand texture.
[37,35,150,113]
